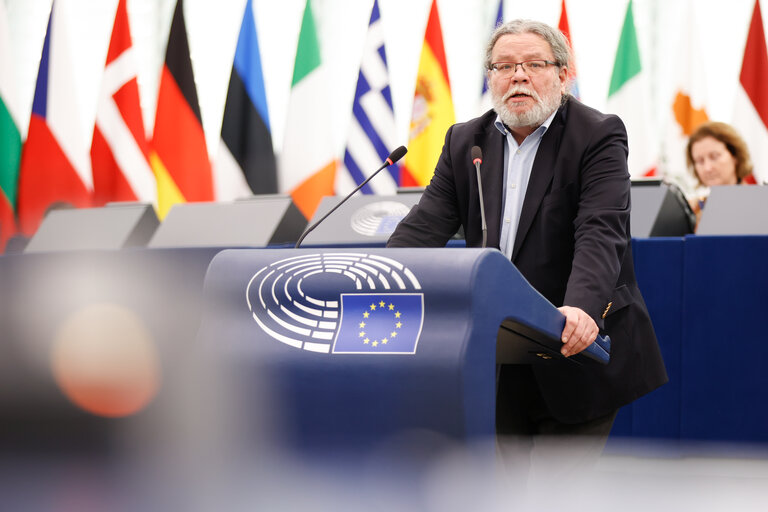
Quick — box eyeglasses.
[489,60,559,78]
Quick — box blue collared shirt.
[494,110,557,259]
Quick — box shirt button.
[516,149,521,155]
[509,183,516,189]
[504,218,511,223]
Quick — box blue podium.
[196,248,608,458]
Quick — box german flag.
[151,0,212,218]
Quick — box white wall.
[3,0,763,174]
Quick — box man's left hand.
[557,306,599,357]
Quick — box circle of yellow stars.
[358,299,402,348]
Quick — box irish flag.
[90,0,156,207]
[606,0,657,177]
[280,0,337,219]
[733,0,768,185]
[0,0,20,250]
[401,0,455,187]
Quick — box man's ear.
[558,66,569,94]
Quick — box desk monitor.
[24,203,159,253]
[697,185,768,235]
[148,196,306,248]
[630,180,695,237]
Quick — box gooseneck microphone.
[471,145,488,249]
[294,146,408,248]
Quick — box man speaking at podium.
[388,20,667,477]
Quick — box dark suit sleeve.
[563,114,631,327]
[387,126,463,248]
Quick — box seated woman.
[686,121,756,229]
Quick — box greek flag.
[479,0,504,114]
[336,0,399,195]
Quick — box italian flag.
[732,0,768,185]
[606,0,657,177]
[0,0,20,250]
[280,0,337,220]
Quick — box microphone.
[294,146,407,248]
[471,146,488,248]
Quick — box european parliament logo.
[246,253,424,355]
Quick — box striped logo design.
[350,200,411,237]
[246,253,423,354]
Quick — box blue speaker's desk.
[197,248,605,457]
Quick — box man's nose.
[511,65,530,82]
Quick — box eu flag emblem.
[332,294,424,354]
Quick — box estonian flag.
[214,0,277,200]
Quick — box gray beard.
[492,85,562,130]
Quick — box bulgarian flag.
[401,0,455,187]
[732,0,768,185]
[91,0,156,207]
[151,0,213,219]
[0,0,20,250]
[17,1,92,236]
[280,0,337,219]
[606,0,657,177]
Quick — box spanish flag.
[401,0,455,187]
[151,0,213,218]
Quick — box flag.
[332,293,424,354]
[605,0,657,177]
[280,0,337,219]
[90,0,155,207]
[401,0,455,187]
[558,0,580,99]
[214,0,277,200]
[151,0,213,218]
[479,0,503,114]
[0,0,21,250]
[17,1,92,236]
[660,0,708,191]
[733,0,768,185]
[337,0,399,196]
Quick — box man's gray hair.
[484,19,572,71]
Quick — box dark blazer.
[388,97,667,423]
